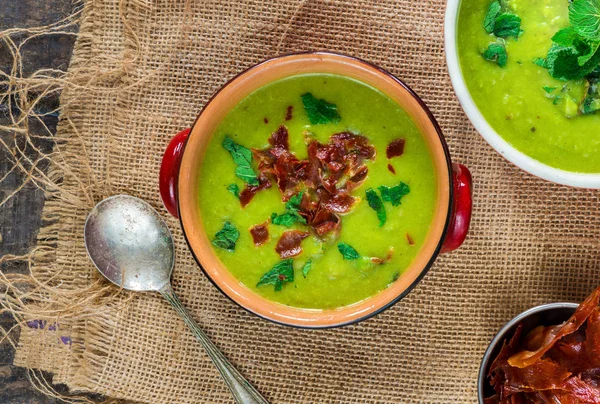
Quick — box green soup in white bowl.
[445,0,600,187]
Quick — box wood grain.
[0,0,77,402]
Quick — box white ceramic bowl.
[444,0,600,188]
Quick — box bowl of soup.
[445,0,600,187]
[159,52,472,328]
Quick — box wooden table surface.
[0,0,79,402]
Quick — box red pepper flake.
[278,274,286,281]
[285,105,293,121]
[249,221,269,246]
[264,117,269,124]
[275,230,309,258]
[406,233,415,245]
[387,163,396,175]
[386,138,405,159]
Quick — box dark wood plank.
[0,0,80,402]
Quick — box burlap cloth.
[9,0,600,402]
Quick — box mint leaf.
[534,57,549,68]
[378,182,410,207]
[493,14,522,39]
[337,243,360,260]
[227,184,240,198]
[256,259,294,291]
[365,188,386,227]
[285,191,303,211]
[301,93,341,124]
[212,221,240,251]
[483,43,508,67]
[546,41,600,80]
[578,40,600,66]
[301,260,312,278]
[484,1,502,34]
[222,136,259,186]
[271,192,307,227]
[570,0,600,42]
[543,86,558,93]
[271,211,305,227]
[552,27,579,47]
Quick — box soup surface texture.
[458,0,600,173]
[198,74,438,309]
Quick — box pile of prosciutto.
[486,286,600,403]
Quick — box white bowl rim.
[444,0,600,189]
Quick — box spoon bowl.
[84,195,173,291]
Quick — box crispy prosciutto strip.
[508,286,600,368]
[248,125,375,236]
[386,138,405,159]
[249,221,269,246]
[275,230,309,258]
[239,174,272,207]
[485,285,600,404]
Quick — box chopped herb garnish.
[226,184,240,198]
[301,260,312,278]
[285,191,303,211]
[493,13,522,39]
[484,0,502,34]
[543,86,558,93]
[483,42,508,67]
[271,191,307,227]
[271,211,305,227]
[481,1,522,66]
[365,188,386,227]
[337,243,360,260]
[378,182,410,207]
[256,259,294,291]
[301,93,341,125]
[534,57,549,68]
[222,136,259,186]
[212,221,240,251]
[553,95,563,105]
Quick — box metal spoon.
[84,195,269,404]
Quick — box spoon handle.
[159,283,269,404]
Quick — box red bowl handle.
[440,163,473,254]
[159,128,190,218]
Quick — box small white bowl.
[444,0,600,188]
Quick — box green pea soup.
[458,0,600,173]
[198,74,438,310]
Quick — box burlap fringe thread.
[0,1,145,402]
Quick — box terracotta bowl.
[159,52,473,328]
